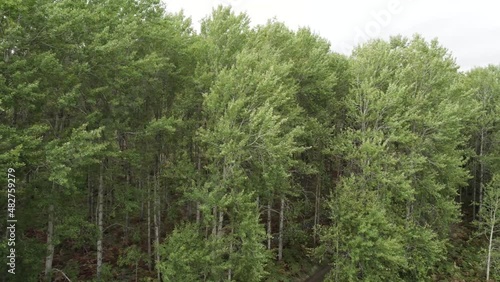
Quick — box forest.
[1,0,499,281]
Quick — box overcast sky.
[163,0,500,72]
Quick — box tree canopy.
[0,1,499,281]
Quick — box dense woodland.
[1,0,499,281]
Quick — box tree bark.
[88,173,93,222]
[486,203,497,281]
[44,203,54,282]
[157,155,163,236]
[212,206,217,236]
[473,179,477,221]
[196,144,202,225]
[479,128,485,215]
[147,177,152,271]
[140,179,144,220]
[278,197,284,261]
[267,200,272,250]
[472,138,478,221]
[218,211,224,237]
[154,172,161,281]
[219,161,227,237]
[96,162,104,281]
[228,227,234,281]
[125,167,130,242]
[196,202,201,225]
[154,214,160,281]
[314,177,321,246]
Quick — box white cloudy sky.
[162,0,500,72]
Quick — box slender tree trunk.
[278,197,284,261]
[125,168,130,242]
[459,186,462,206]
[486,205,497,281]
[197,144,202,225]
[88,173,93,222]
[472,147,477,221]
[147,177,152,271]
[212,207,217,236]
[154,172,161,281]
[473,182,477,221]
[125,211,129,242]
[335,221,340,282]
[406,202,411,228]
[267,200,272,250]
[314,177,321,246]
[135,261,138,282]
[95,202,99,226]
[123,135,130,241]
[44,203,54,282]
[109,174,113,218]
[219,161,227,237]
[479,128,485,215]
[157,155,163,235]
[154,214,160,281]
[473,135,480,220]
[97,162,104,281]
[228,226,234,281]
[218,211,224,236]
[140,179,144,220]
[196,202,201,225]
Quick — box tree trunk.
[278,197,284,261]
[267,200,272,250]
[154,172,161,281]
[140,179,144,220]
[219,161,227,237]
[218,211,224,237]
[125,168,130,242]
[479,128,485,215]
[228,227,234,281]
[486,205,497,281]
[473,181,477,221]
[157,156,163,235]
[197,144,202,225]
[96,162,104,281]
[147,177,152,271]
[212,207,217,236]
[154,214,160,281]
[314,177,321,246]
[196,202,201,225]
[44,203,54,282]
[88,173,93,222]
[472,139,478,221]
[135,261,138,282]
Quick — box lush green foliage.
[0,1,498,281]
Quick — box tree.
[476,175,500,281]
[2,0,499,280]
[199,44,303,277]
[45,124,108,280]
[317,35,474,280]
[158,223,211,281]
[467,65,500,282]
[465,65,500,219]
